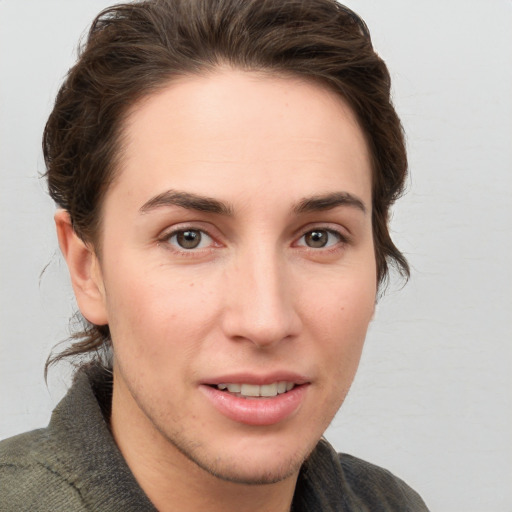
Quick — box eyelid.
[157,223,222,253]
[297,229,344,249]
[293,223,351,245]
[169,229,213,250]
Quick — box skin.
[56,69,377,512]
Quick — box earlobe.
[54,209,108,326]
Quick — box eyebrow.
[139,189,366,216]
[294,192,367,214]
[139,189,234,216]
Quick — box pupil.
[177,230,201,249]
[306,230,327,248]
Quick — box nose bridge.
[223,243,300,347]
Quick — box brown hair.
[44,0,409,370]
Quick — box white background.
[1,1,511,510]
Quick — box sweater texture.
[0,365,429,511]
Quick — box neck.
[110,372,298,512]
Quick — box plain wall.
[1,1,511,510]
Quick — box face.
[92,69,376,485]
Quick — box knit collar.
[46,364,338,511]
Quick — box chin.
[192,451,306,485]
[169,431,312,485]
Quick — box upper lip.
[201,371,310,386]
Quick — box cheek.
[308,267,375,333]
[301,278,375,434]
[103,261,220,363]
[307,271,376,374]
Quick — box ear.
[54,209,108,326]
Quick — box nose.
[221,248,302,348]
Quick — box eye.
[167,229,213,250]
[297,229,342,249]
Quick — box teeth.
[260,383,278,397]
[216,381,295,397]
[241,384,260,397]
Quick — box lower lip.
[200,384,308,426]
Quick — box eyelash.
[294,228,349,251]
[157,225,350,255]
[158,225,218,255]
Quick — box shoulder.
[0,430,86,511]
[337,452,429,510]
[297,438,429,511]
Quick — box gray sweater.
[0,365,429,511]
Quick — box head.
[45,0,409,489]
[45,0,408,365]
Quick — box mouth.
[202,380,308,426]
[211,381,297,398]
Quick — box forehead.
[109,69,372,211]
